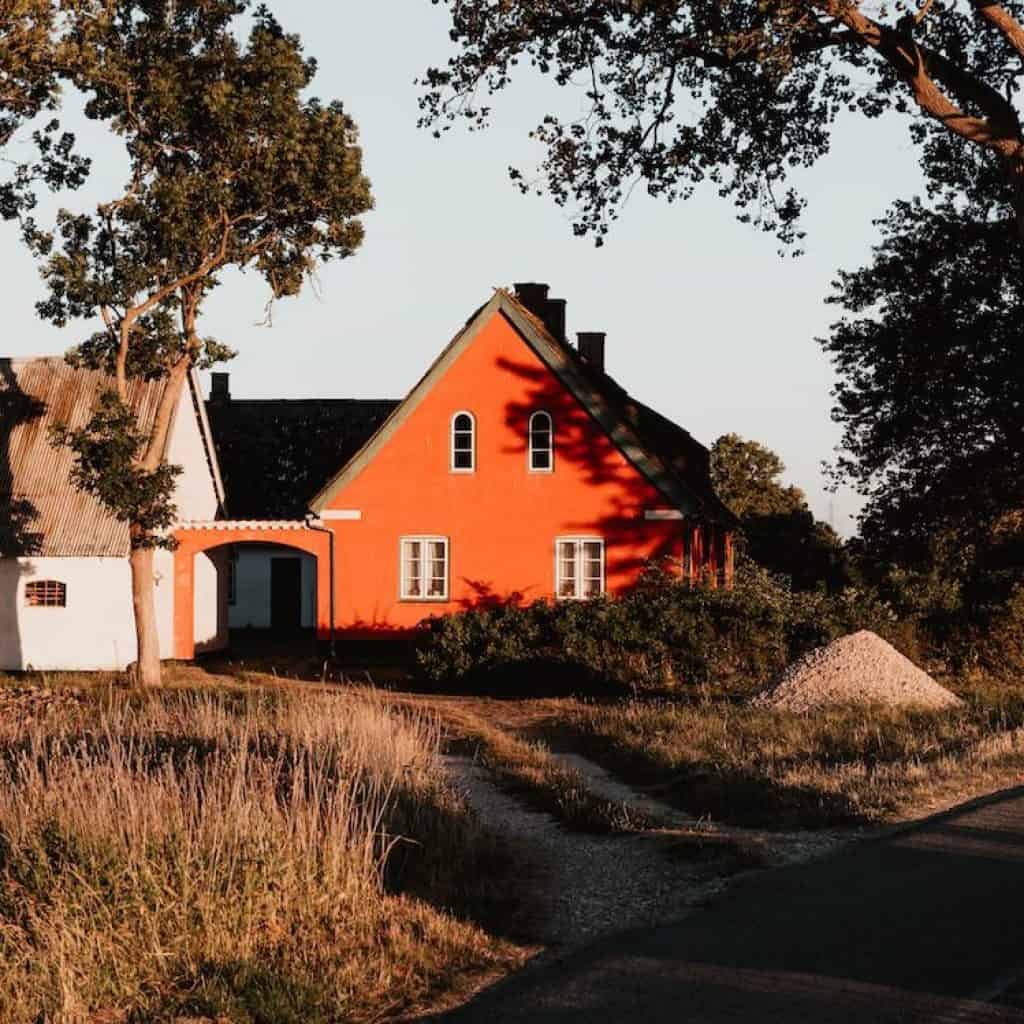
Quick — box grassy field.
[545,679,1024,828]
[0,678,524,1024]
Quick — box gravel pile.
[754,630,962,713]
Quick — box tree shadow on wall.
[498,352,686,580]
[0,360,45,672]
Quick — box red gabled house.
[172,284,734,656]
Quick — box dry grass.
[0,685,522,1024]
[549,679,1024,828]
[425,701,660,834]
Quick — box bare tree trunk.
[129,538,161,687]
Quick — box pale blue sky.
[2,2,925,534]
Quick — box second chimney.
[514,282,567,343]
[577,332,606,373]
[210,372,231,402]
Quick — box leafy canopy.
[711,433,848,591]
[823,182,1023,577]
[31,0,373,545]
[420,0,1024,244]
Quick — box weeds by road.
[547,679,1024,828]
[0,685,523,1023]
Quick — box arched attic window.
[451,411,476,472]
[24,580,67,607]
[528,411,554,472]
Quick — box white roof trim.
[189,369,227,510]
[645,509,685,520]
[177,519,311,531]
[321,509,362,520]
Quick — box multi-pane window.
[528,411,553,472]
[555,538,605,599]
[24,580,67,608]
[400,537,449,600]
[450,412,475,472]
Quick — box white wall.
[0,556,156,671]
[194,548,230,653]
[229,546,317,630]
[166,380,221,522]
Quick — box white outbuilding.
[0,357,229,671]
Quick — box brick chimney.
[514,282,567,342]
[210,372,231,403]
[577,332,606,373]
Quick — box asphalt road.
[439,785,1024,1023]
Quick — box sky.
[1,2,927,535]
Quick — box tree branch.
[972,0,1024,63]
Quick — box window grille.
[24,580,67,608]
[529,411,554,471]
[555,538,605,599]
[451,412,475,472]
[401,537,449,600]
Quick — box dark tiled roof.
[500,293,735,523]
[205,398,398,519]
[0,358,169,557]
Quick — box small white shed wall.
[228,547,317,630]
[0,556,161,671]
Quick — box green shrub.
[417,560,900,693]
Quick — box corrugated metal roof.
[0,357,168,557]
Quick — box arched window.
[24,580,67,608]
[450,411,475,472]
[528,411,553,472]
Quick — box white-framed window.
[450,411,475,472]
[400,536,450,600]
[24,580,67,608]
[555,538,605,600]
[528,410,554,472]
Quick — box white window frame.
[555,537,605,600]
[528,410,554,473]
[400,536,450,601]
[450,411,476,473]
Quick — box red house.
[172,284,734,656]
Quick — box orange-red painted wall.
[323,311,706,631]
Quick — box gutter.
[304,513,336,655]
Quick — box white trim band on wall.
[644,509,684,520]
[320,510,363,521]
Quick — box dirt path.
[434,784,1024,1023]
[444,755,726,948]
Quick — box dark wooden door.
[270,557,302,630]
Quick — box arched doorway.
[173,522,332,660]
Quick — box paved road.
[439,786,1024,1023]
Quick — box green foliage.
[824,194,1024,570]
[711,433,806,519]
[50,391,182,548]
[1,2,92,226]
[711,433,850,592]
[420,1,1024,245]
[418,561,896,693]
[24,0,373,554]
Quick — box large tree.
[33,0,372,684]
[419,0,1024,242]
[823,178,1023,587]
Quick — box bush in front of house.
[416,561,898,693]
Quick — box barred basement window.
[528,410,553,472]
[25,580,67,608]
[400,536,449,600]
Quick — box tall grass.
[0,689,516,1023]
[552,683,1024,828]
